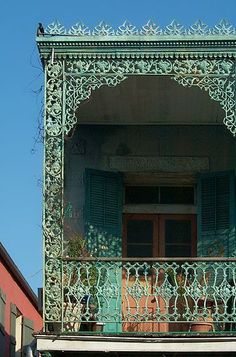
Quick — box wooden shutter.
[84,169,123,333]
[197,171,236,257]
[22,317,34,355]
[0,288,6,357]
[9,304,17,357]
[84,169,123,257]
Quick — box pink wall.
[0,260,42,356]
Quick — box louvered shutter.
[85,169,123,257]
[10,304,17,357]
[22,317,34,355]
[84,169,123,333]
[197,171,236,257]
[0,288,6,357]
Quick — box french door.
[122,214,196,332]
[123,214,196,258]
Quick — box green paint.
[38,21,236,334]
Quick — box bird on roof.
[37,23,45,36]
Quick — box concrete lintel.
[108,156,209,172]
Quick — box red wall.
[0,260,42,356]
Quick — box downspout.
[25,339,38,357]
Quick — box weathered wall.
[77,76,224,125]
[0,260,42,356]
[64,124,236,236]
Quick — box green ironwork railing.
[47,258,236,334]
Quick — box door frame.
[123,214,158,257]
[123,213,197,257]
[159,214,197,257]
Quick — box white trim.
[36,335,236,352]
[15,315,23,357]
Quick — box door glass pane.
[165,245,191,257]
[127,244,153,257]
[126,220,153,257]
[165,220,192,257]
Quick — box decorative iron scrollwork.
[44,19,236,37]
[64,58,236,135]
[43,54,236,329]
[44,61,64,324]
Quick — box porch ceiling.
[76,76,224,125]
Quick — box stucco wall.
[77,76,224,125]
[64,124,236,236]
[0,260,42,356]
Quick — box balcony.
[47,257,236,335]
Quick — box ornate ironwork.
[44,20,236,37]
[59,258,236,333]
[140,20,162,36]
[65,71,127,134]
[44,60,64,325]
[64,58,236,135]
[92,21,115,36]
[46,21,66,35]
[43,50,236,330]
[68,22,90,36]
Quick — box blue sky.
[1,0,236,293]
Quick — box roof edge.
[0,242,39,311]
[36,19,236,39]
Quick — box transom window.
[125,185,195,205]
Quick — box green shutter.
[84,169,123,333]
[85,169,123,257]
[22,317,34,355]
[0,288,6,357]
[10,304,17,357]
[197,171,236,257]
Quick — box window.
[123,214,196,258]
[125,185,194,204]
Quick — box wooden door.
[159,214,196,257]
[122,214,166,332]
[122,214,196,333]
[159,214,196,332]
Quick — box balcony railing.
[48,258,236,335]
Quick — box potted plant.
[165,267,215,332]
[165,267,193,332]
[63,232,104,332]
[189,271,215,333]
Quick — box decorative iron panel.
[43,55,236,331]
[57,258,236,334]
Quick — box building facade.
[36,20,236,356]
[0,243,42,356]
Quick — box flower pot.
[190,321,214,332]
[92,322,105,332]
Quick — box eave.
[36,20,236,61]
[36,35,236,61]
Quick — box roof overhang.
[36,20,236,60]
